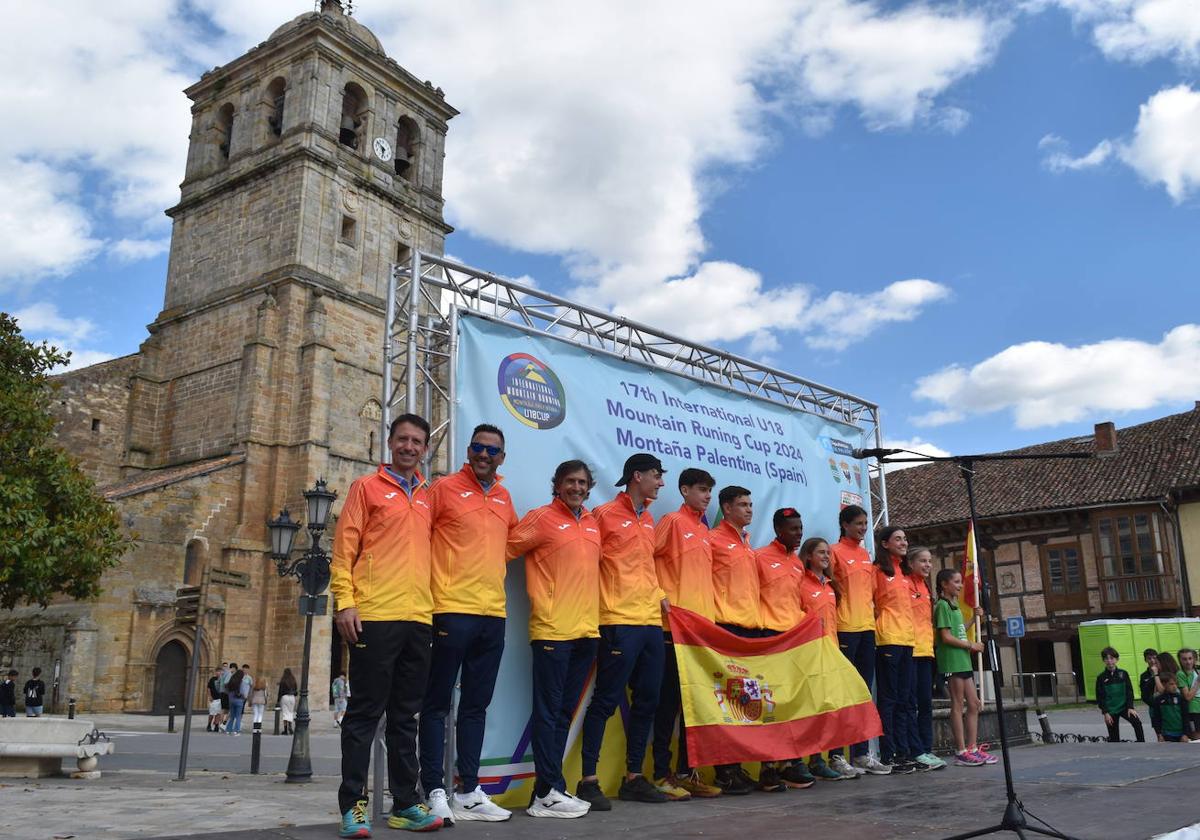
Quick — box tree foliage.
[0,313,127,609]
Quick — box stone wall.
[49,355,139,487]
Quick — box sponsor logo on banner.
[840,490,864,509]
[819,436,856,456]
[496,352,566,430]
[713,665,776,724]
[828,457,841,483]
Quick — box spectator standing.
[1095,647,1144,742]
[23,667,47,717]
[226,667,247,735]
[206,668,223,732]
[251,676,269,727]
[279,668,298,735]
[0,669,17,717]
[331,672,350,726]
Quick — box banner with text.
[453,312,874,802]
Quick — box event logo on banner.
[454,313,875,804]
[497,352,567,429]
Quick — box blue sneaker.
[386,803,443,832]
[339,799,372,838]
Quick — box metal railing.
[1008,671,1082,706]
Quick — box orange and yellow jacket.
[874,563,916,647]
[800,568,839,642]
[909,573,934,658]
[756,540,806,632]
[592,492,665,626]
[830,536,874,633]
[507,498,601,641]
[653,505,715,625]
[330,466,433,623]
[711,520,761,630]
[428,464,518,618]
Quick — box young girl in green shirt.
[933,569,991,766]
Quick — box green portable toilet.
[1132,620,1159,660]
[1157,619,1184,657]
[1108,622,1137,672]
[1181,619,1200,651]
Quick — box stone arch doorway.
[152,640,189,713]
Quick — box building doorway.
[152,640,189,713]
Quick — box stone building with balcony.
[884,404,1200,699]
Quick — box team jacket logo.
[460,491,475,498]
[497,352,566,430]
[384,492,399,500]
[713,662,776,724]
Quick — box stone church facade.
[0,3,455,712]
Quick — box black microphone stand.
[872,449,1093,840]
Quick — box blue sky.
[2,1,1198,463]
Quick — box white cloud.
[1,1,999,351]
[111,238,171,263]
[804,278,952,350]
[1036,0,1200,66]
[911,324,1200,429]
[607,263,949,349]
[1041,85,1200,201]
[1039,134,1114,171]
[0,161,103,282]
[10,301,114,372]
[11,302,98,344]
[881,436,952,472]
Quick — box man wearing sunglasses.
[419,424,518,825]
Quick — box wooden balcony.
[1098,573,1178,613]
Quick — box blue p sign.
[1005,616,1025,638]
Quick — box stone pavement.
[4,740,1200,840]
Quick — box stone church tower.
[10,2,456,712]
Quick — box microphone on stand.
[850,447,905,460]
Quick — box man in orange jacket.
[331,413,442,837]
[576,454,671,810]
[418,424,517,825]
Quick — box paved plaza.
[1,709,1198,840]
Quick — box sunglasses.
[469,442,503,457]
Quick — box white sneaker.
[452,786,511,822]
[829,754,864,778]
[527,789,589,819]
[426,788,454,827]
[852,754,892,775]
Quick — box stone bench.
[0,718,115,779]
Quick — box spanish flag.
[961,521,978,643]
[668,607,882,766]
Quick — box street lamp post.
[268,479,337,784]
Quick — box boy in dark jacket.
[1139,648,1163,741]
[0,669,16,717]
[1152,673,1187,742]
[1096,647,1144,742]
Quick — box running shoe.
[852,754,893,775]
[676,770,722,798]
[653,776,692,801]
[915,753,946,770]
[386,804,442,832]
[527,789,590,819]
[451,786,511,822]
[829,754,863,779]
[806,758,842,781]
[425,789,453,828]
[954,750,986,766]
[756,765,788,793]
[890,758,918,775]
[972,744,999,764]
[619,775,670,803]
[781,761,817,788]
[714,767,754,795]
[574,779,611,811]
[339,799,372,838]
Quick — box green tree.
[0,313,126,608]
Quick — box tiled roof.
[884,406,1200,529]
[101,454,245,500]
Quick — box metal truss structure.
[381,251,890,524]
